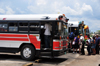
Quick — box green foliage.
[96,30,100,33]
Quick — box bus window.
[29,23,40,34]
[0,24,8,32]
[9,23,18,32]
[19,22,28,32]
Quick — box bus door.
[40,21,53,50]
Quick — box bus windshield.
[61,23,68,36]
[54,22,68,37]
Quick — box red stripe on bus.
[0,38,29,41]
[29,35,40,49]
[0,34,28,37]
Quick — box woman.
[91,36,96,55]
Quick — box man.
[44,23,52,50]
[95,34,99,54]
[86,36,91,55]
[69,32,75,49]
[80,34,85,55]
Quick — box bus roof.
[0,14,67,21]
[68,21,79,27]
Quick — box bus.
[68,21,89,36]
[0,14,69,60]
[68,21,81,36]
[84,25,90,40]
[67,21,90,49]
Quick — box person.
[80,34,85,55]
[95,35,99,54]
[69,32,75,49]
[91,36,96,55]
[74,36,79,53]
[44,23,52,50]
[79,35,82,54]
[86,36,91,55]
[72,38,75,53]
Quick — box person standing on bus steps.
[44,23,52,50]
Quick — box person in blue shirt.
[95,35,100,54]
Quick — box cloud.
[61,3,93,16]
[6,6,15,14]
[0,6,15,15]
[27,1,93,17]
[0,8,5,13]
[16,8,25,13]
[36,0,47,6]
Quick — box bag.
[72,41,75,45]
[69,32,74,39]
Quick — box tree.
[96,30,100,34]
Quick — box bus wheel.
[21,45,35,61]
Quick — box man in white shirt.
[44,23,52,49]
[80,34,85,55]
[80,34,84,41]
[86,37,91,55]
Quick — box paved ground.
[0,52,79,66]
[66,49,100,66]
[0,48,100,66]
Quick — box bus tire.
[21,45,35,61]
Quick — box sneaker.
[73,52,75,54]
[44,48,48,50]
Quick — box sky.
[0,0,100,32]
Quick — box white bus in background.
[68,21,89,36]
[67,21,81,36]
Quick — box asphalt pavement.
[0,52,79,66]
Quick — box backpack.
[69,32,74,39]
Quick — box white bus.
[0,14,69,60]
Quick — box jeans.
[87,45,91,55]
[44,35,50,48]
[81,41,85,54]
[95,44,99,54]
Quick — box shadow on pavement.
[36,57,68,64]
[0,54,68,64]
[0,54,22,60]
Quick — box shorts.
[91,44,96,49]
[72,45,75,48]
[74,43,79,49]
